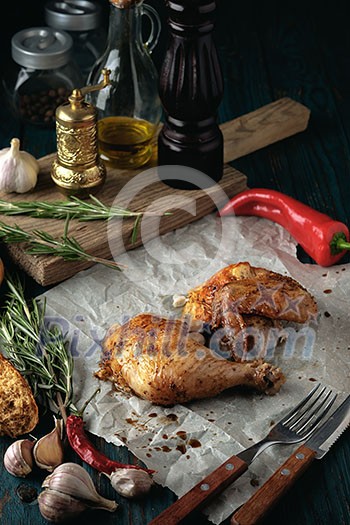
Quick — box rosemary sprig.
[0,194,141,221]
[0,218,125,270]
[0,275,74,413]
[0,194,171,246]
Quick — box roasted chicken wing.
[182,262,317,359]
[183,262,317,324]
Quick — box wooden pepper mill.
[157,0,224,189]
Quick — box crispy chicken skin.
[95,313,286,406]
[95,263,316,405]
[182,262,317,360]
[183,262,317,325]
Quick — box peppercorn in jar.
[5,27,84,127]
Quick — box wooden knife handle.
[231,444,316,525]
[149,455,248,525]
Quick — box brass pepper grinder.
[51,69,111,196]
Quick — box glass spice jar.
[44,0,107,83]
[6,27,84,127]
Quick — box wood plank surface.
[214,6,350,525]
[3,162,248,286]
[0,3,350,525]
[222,95,310,164]
[0,97,309,286]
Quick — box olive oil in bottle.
[98,116,156,168]
[87,0,162,170]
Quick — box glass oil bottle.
[87,0,162,169]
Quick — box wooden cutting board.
[0,97,309,286]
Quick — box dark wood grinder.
[157,0,224,189]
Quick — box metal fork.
[238,382,337,465]
[149,383,338,525]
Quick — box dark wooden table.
[0,1,349,524]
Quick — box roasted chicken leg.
[95,313,285,406]
[96,263,316,406]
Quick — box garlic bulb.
[33,417,64,472]
[38,489,88,523]
[39,462,118,522]
[0,138,39,193]
[3,438,35,477]
[108,468,154,498]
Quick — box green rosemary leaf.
[0,196,171,247]
[131,213,142,244]
[0,275,74,413]
[0,221,123,270]
[0,195,143,222]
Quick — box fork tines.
[283,383,338,439]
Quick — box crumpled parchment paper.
[40,213,350,524]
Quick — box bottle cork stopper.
[110,0,139,7]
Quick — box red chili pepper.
[218,188,350,267]
[66,415,155,475]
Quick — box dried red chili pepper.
[218,188,350,267]
[66,415,155,476]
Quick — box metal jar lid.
[11,27,73,69]
[45,0,101,31]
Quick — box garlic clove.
[0,138,39,194]
[0,152,17,193]
[42,463,118,512]
[42,469,98,505]
[172,294,187,308]
[3,438,35,478]
[38,488,88,523]
[108,468,154,498]
[43,462,100,497]
[33,417,64,472]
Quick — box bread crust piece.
[0,353,39,437]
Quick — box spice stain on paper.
[40,213,350,525]
[157,414,178,425]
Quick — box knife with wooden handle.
[149,454,248,525]
[231,395,350,525]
